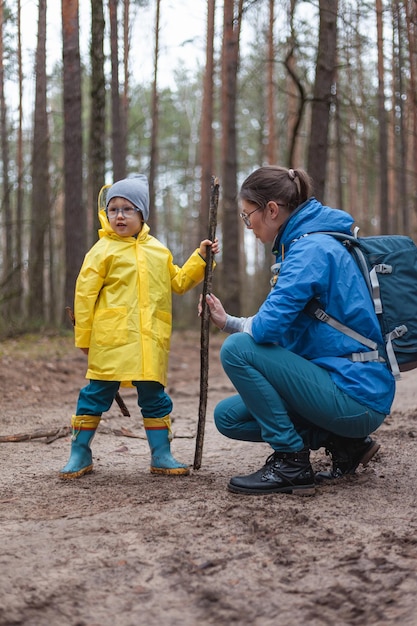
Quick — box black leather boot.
[315,435,380,482]
[227,449,315,495]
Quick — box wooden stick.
[65,306,130,417]
[193,176,219,470]
[0,427,71,443]
[0,425,194,445]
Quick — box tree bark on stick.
[193,177,219,470]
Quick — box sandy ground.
[1,330,417,626]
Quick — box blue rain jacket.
[251,198,395,414]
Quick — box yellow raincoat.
[74,207,207,387]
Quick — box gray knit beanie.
[106,174,150,221]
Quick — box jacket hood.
[272,197,354,255]
[105,174,150,221]
[97,205,150,241]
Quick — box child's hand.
[199,238,219,259]
[80,348,89,355]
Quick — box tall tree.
[0,1,6,249]
[15,0,24,314]
[285,1,307,167]
[376,0,389,233]
[266,0,277,164]
[392,0,409,233]
[109,0,126,180]
[307,0,338,201]
[404,0,417,232]
[122,0,130,171]
[88,0,106,240]
[28,0,49,321]
[62,0,85,313]
[221,0,243,316]
[148,0,160,235]
[199,0,216,244]
[0,0,13,316]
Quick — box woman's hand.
[199,238,220,259]
[198,292,227,330]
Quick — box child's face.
[107,197,143,237]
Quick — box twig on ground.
[0,427,71,443]
[0,425,194,443]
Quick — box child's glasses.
[107,206,140,219]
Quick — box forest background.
[0,0,416,337]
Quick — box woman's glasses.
[239,206,262,227]
[239,202,288,227]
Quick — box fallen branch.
[0,425,194,444]
[0,427,71,443]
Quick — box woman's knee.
[214,397,264,442]
[213,401,230,436]
[220,332,253,367]
[214,396,245,437]
[213,395,250,436]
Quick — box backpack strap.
[349,243,390,315]
[385,326,408,378]
[283,231,408,379]
[304,299,381,362]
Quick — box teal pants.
[76,380,172,418]
[214,333,386,452]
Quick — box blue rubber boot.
[59,415,101,479]
[143,416,190,476]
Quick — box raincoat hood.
[105,174,150,220]
[97,191,150,241]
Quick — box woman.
[204,166,395,495]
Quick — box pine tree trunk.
[376,0,389,234]
[0,0,14,318]
[404,0,417,238]
[28,0,49,321]
[307,0,338,201]
[392,0,409,234]
[266,0,277,164]
[221,0,243,316]
[62,0,85,315]
[88,0,106,241]
[148,0,160,236]
[15,0,24,316]
[109,0,126,181]
[199,0,216,244]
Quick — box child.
[60,174,218,479]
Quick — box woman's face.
[239,199,285,244]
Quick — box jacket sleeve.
[74,246,106,348]
[251,237,330,344]
[169,249,208,294]
[251,235,381,351]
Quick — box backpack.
[304,230,417,380]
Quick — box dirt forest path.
[1,330,417,626]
